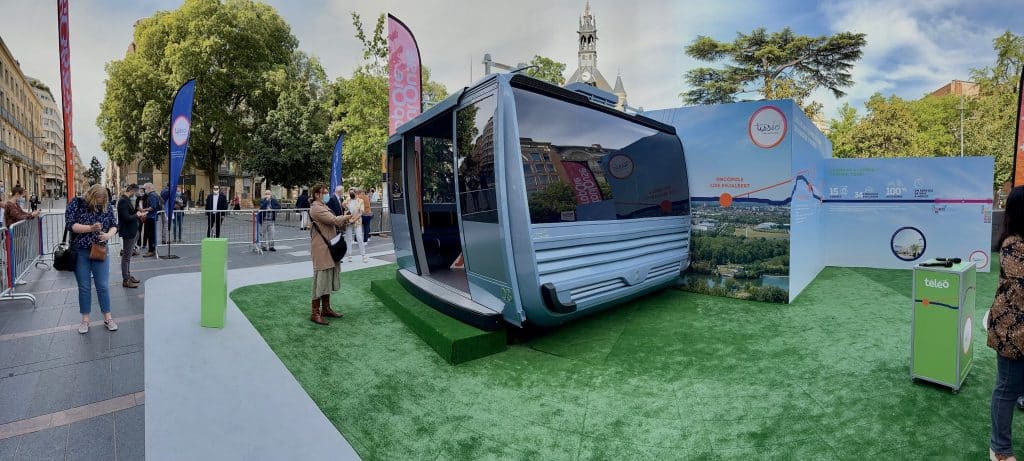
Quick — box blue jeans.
[74,248,110,315]
[361,215,372,241]
[992,354,1024,454]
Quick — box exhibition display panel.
[910,259,976,392]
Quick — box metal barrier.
[370,205,390,236]
[0,227,9,296]
[1,219,43,304]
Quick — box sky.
[0,0,1019,168]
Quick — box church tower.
[566,2,626,108]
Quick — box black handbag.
[53,226,77,271]
[313,221,347,263]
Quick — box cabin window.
[513,88,689,224]
[419,137,455,204]
[456,96,498,223]
[387,141,404,214]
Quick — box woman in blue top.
[66,184,119,334]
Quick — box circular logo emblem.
[963,317,973,353]
[607,154,634,179]
[172,115,191,147]
[969,250,989,270]
[890,226,926,262]
[748,106,787,149]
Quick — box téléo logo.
[748,106,787,149]
[172,115,191,147]
[607,154,634,179]
[924,278,950,289]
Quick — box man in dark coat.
[205,185,228,237]
[116,184,143,287]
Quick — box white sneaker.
[104,319,118,331]
[78,320,89,334]
[362,255,369,263]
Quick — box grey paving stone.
[0,436,19,460]
[109,320,143,350]
[0,371,41,424]
[111,352,143,397]
[0,335,53,370]
[67,413,115,461]
[11,424,67,461]
[46,328,110,363]
[113,404,144,461]
[26,359,111,418]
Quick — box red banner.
[387,14,421,135]
[1014,67,1024,187]
[562,161,603,205]
[57,0,74,197]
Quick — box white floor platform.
[145,257,391,461]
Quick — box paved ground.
[0,219,394,461]
[146,260,387,461]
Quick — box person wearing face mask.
[307,183,358,325]
[258,189,280,252]
[67,185,119,334]
[342,188,367,263]
[205,185,228,237]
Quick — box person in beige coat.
[308,183,359,325]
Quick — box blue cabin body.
[387,74,690,329]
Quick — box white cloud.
[0,0,1013,169]
[818,0,1003,120]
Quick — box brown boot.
[320,294,342,318]
[310,298,328,325]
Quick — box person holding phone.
[66,185,118,334]
[307,183,357,325]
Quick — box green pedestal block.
[201,238,228,328]
[911,259,976,392]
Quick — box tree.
[243,52,330,189]
[828,103,859,158]
[826,30,1024,187]
[525,55,566,85]
[86,156,104,185]
[325,13,448,188]
[97,0,297,184]
[681,27,867,119]
[847,94,918,158]
[966,31,1024,186]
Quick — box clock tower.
[566,1,626,108]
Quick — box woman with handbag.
[67,184,119,334]
[308,183,357,325]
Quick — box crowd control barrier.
[0,205,393,303]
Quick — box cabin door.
[454,95,516,314]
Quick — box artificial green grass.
[231,263,1005,460]
[370,278,506,364]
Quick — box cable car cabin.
[387,73,690,330]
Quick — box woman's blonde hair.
[83,184,108,210]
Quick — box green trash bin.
[201,238,228,328]
[910,259,976,392]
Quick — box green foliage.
[527,182,576,223]
[326,13,448,189]
[86,156,104,185]
[97,0,297,182]
[682,27,866,120]
[827,31,1024,187]
[747,285,789,303]
[525,55,566,85]
[243,52,330,189]
[690,234,789,267]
